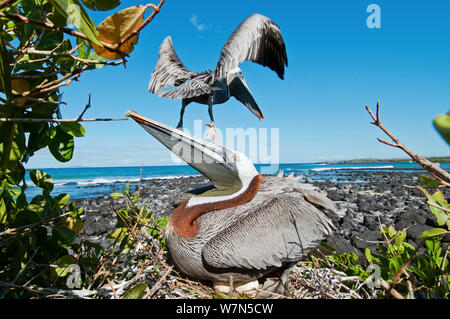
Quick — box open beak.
[240,77,264,120]
[125,111,241,191]
[229,76,264,121]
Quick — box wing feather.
[215,14,288,80]
[202,194,334,270]
[148,36,198,94]
[158,73,218,99]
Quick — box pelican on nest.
[148,13,288,142]
[126,111,337,296]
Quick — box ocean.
[23,162,450,200]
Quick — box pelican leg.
[177,99,190,129]
[207,101,215,124]
[205,96,218,144]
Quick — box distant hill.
[323,157,450,164]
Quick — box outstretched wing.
[158,73,218,99]
[215,14,288,80]
[202,191,335,270]
[148,36,198,94]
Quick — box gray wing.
[202,193,335,270]
[148,36,198,94]
[215,14,288,80]
[158,73,218,99]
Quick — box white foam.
[311,165,394,172]
[50,174,201,187]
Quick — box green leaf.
[54,193,70,206]
[48,0,103,47]
[76,37,91,59]
[419,174,441,188]
[122,282,148,299]
[0,198,6,224]
[59,122,86,137]
[53,255,77,277]
[433,113,450,145]
[429,205,448,226]
[0,36,12,101]
[49,126,74,162]
[30,169,54,192]
[1,162,26,185]
[81,0,121,11]
[0,123,26,168]
[53,225,75,244]
[365,248,373,264]
[26,124,51,159]
[395,230,407,247]
[110,192,124,199]
[419,228,449,239]
[419,189,449,227]
[106,227,127,241]
[388,226,396,238]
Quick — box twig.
[31,66,90,95]
[0,0,16,10]
[0,211,71,238]
[365,101,450,184]
[228,275,234,299]
[0,117,127,123]
[76,93,91,121]
[407,280,415,299]
[143,265,173,299]
[255,288,290,299]
[11,48,125,66]
[427,201,450,213]
[297,278,337,299]
[115,1,165,51]
[106,278,118,299]
[0,281,97,298]
[378,279,404,299]
[0,11,91,43]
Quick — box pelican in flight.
[148,13,288,139]
[126,111,336,296]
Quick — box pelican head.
[125,111,260,204]
[226,67,264,121]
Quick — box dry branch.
[365,101,450,184]
[144,265,173,299]
[378,279,405,299]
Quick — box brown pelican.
[148,13,288,136]
[126,111,336,296]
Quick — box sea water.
[22,162,450,200]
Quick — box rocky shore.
[74,170,450,263]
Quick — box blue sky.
[26,0,450,168]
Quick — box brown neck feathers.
[170,174,264,238]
